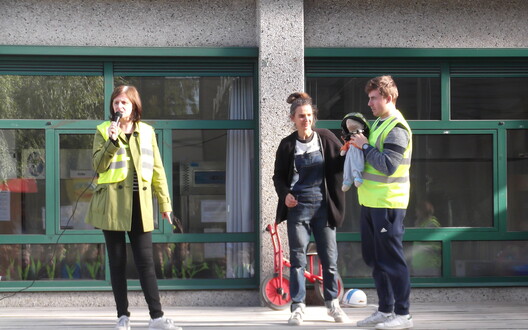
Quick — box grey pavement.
[1,302,527,330]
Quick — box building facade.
[1,0,527,306]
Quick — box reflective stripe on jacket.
[358,110,412,208]
[96,121,154,184]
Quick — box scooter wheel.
[260,273,291,310]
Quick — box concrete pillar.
[256,0,305,304]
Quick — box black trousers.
[360,206,410,315]
[103,192,163,319]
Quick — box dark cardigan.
[272,128,345,227]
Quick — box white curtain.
[226,77,255,278]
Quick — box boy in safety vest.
[349,76,413,330]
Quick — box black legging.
[103,192,163,319]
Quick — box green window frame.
[0,46,259,293]
[306,48,528,288]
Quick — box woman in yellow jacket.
[85,85,180,330]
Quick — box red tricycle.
[260,222,344,310]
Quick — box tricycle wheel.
[260,273,291,310]
[314,273,345,304]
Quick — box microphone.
[114,111,123,123]
[110,112,122,142]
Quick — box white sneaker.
[375,314,413,329]
[357,310,393,327]
[326,299,350,323]
[288,304,305,326]
[115,315,130,330]
[149,317,182,330]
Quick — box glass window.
[408,241,442,277]
[451,77,528,120]
[338,188,361,233]
[115,77,254,120]
[59,134,96,230]
[0,130,46,234]
[337,241,442,278]
[0,76,103,119]
[121,242,255,279]
[306,77,440,120]
[173,129,254,234]
[337,242,371,278]
[507,130,528,231]
[452,241,528,277]
[407,134,493,228]
[0,243,105,281]
[339,133,494,231]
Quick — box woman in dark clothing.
[272,92,348,326]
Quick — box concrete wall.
[305,0,528,48]
[2,287,528,308]
[257,0,305,292]
[0,0,257,47]
[3,0,527,48]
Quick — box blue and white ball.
[342,288,367,307]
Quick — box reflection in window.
[170,72,254,234]
[340,133,494,231]
[306,77,440,120]
[115,76,254,120]
[407,134,493,228]
[451,77,528,120]
[0,76,103,119]
[0,243,105,281]
[337,242,371,278]
[507,130,528,231]
[121,243,255,279]
[337,242,441,278]
[59,135,96,230]
[173,129,254,234]
[452,241,528,277]
[0,130,45,234]
[409,241,442,277]
[338,185,361,233]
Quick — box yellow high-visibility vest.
[96,121,154,184]
[358,110,412,209]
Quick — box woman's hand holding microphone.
[108,111,123,141]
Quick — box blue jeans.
[287,198,339,306]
